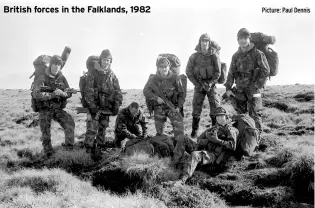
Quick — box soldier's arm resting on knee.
[185,54,200,87]
[224,54,237,91]
[254,50,270,89]
[32,76,56,101]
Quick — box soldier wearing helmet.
[168,106,239,185]
[32,55,75,158]
[186,33,222,138]
[143,56,185,139]
[225,28,270,135]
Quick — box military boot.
[191,117,200,138]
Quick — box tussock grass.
[149,184,227,208]
[121,151,180,183]
[45,149,94,172]
[0,168,166,208]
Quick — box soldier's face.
[216,115,227,126]
[238,36,250,48]
[158,66,170,77]
[129,107,139,117]
[50,64,61,75]
[101,58,111,69]
[200,40,210,51]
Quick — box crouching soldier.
[84,49,123,160]
[32,55,75,158]
[143,56,185,139]
[171,107,238,185]
[114,102,148,149]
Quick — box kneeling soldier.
[114,102,148,149]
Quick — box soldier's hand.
[202,83,210,91]
[157,97,165,104]
[226,90,235,98]
[53,89,67,97]
[206,130,221,144]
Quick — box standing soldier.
[224,28,270,135]
[186,33,221,138]
[32,55,75,158]
[143,56,185,139]
[169,107,239,185]
[114,102,148,149]
[84,49,123,160]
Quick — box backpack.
[156,54,187,99]
[30,47,71,112]
[218,62,227,84]
[149,135,175,157]
[232,114,260,157]
[251,32,278,77]
[78,55,100,107]
[157,53,181,75]
[124,139,155,156]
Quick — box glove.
[226,90,235,98]
[53,89,68,97]
[206,130,222,145]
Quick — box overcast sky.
[0,0,314,89]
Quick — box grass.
[0,168,166,208]
[0,85,314,207]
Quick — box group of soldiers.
[31,27,270,184]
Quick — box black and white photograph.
[0,0,314,207]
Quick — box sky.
[0,0,314,89]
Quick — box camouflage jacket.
[225,43,270,91]
[115,107,147,139]
[84,68,123,109]
[197,123,239,156]
[186,45,221,89]
[32,68,71,110]
[143,72,185,109]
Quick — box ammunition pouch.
[194,66,214,79]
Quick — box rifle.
[40,86,80,94]
[76,107,112,120]
[150,82,182,119]
[195,73,212,91]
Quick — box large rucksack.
[79,55,100,107]
[232,114,260,157]
[251,32,279,77]
[149,135,175,157]
[30,46,71,112]
[124,139,155,156]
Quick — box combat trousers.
[84,114,110,148]
[39,109,75,154]
[114,124,143,148]
[192,85,220,126]
[231,87,263,133]
[154,105,184,138]
[172,135,197,164]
